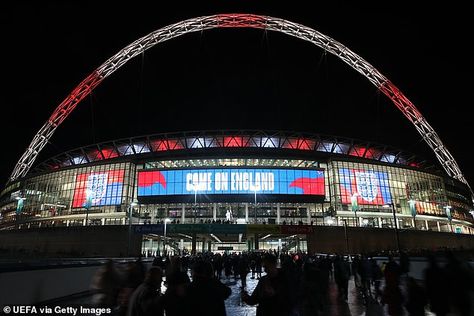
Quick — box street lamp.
[84,189,93,226]
[163,218,171,255]
[193,184,197,223]
[128,201,138,256]
[342,218,350,256]
[351,193,359,227]
[409,199,417,229]
[253,187,258,224]
[15,196,26,226]
[15,196,26,215]
[444,205,453,232]
[383,202,401,254]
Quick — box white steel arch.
[9,14,471,193]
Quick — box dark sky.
[0,1,472,187]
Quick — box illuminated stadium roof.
[31,130,431,174]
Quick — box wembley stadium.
[1,14,474,256]
[1,130,473,256]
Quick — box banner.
[339,168,392,205]
[72,170,124,208]
[138,168,325,197]
[133,223,315,235]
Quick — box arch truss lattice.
[9,14,471,195]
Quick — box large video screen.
[72,170,125,208]
[338,168,392,205]
[138,168,325,197]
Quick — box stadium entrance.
[138,224,311,256]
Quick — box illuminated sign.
[138,168,325,196]
[72,170,124,208]
[339,168,391,205]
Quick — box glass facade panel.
[331,161,448,217]
[1,158,472,234]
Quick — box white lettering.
[254,173,261,191]
[186,173,193,192]
[261,173,267,191]
[215,172,228,191]
[235,173,243,191]
[231,173,236,191]
[54,306,78,315]
[228,171,276,192]
[187,171,275,193]
[268,173,274,191]
[185,172,212,191]
[243,172,249,191]
[13,306,38,314]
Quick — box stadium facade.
[1,130,472,254]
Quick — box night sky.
[0,1,472,188]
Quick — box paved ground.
[222,274,437,316]
[58,271,437,315]
[223,274,383,316]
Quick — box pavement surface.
[223,274,384,316]
[221,273,440,316]
[56,270,438,315]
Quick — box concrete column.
[425,220,429,230]
[83,219,86,226]
[101,218,105,226]
[191,233,197,254]
[66,220,70,227]
[245,203,249,222]
[201,238,206,253]
[181,204,185,224]
[307,206,311,224]
[277,203,281,224]
[254,234,259,250]
[208,240,212,252]
[437,221,441,232]
[180,239,184,253]
[213,203,217,221]
[412,218,416,228]
[378,217,383,228]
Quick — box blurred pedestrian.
[241,254,291,316]
[334,255,350,302]
[424,254,449,316]
[90,259,121,308]
[127,266,164,316]
[186,260,231,316]
[405,277,426,316]
[381,256,403,316]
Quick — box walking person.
[405,277,427,316]
[241,254,291,316]
[90,259,121,309]
[424,254,449,315]
[186,260,232,316]
[381,256,403,316]
[127,266,164,316]
[333,255,350,302]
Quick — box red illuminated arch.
[9,14,471,195]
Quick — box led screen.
[138,168,325,196]
[339,168,392,205]
[72,170,124,208]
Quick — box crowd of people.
[89,250,474,316]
